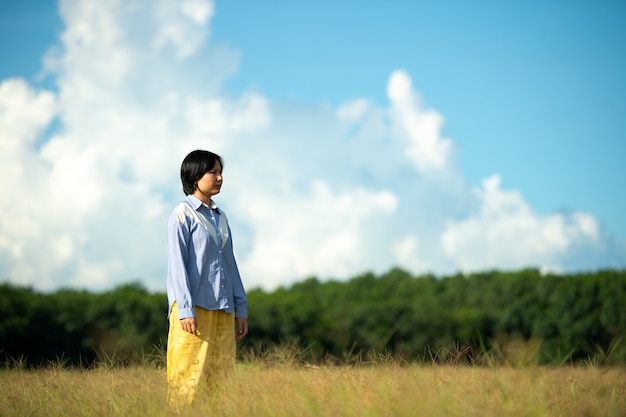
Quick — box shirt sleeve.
[230,228,248,319]
[167,208,196,319]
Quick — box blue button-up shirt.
[167,194,248,320]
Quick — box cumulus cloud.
[0,79,57,284]
[387,70,453,173]
[0,0,623,291]
[441,175,601,271]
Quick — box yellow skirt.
[167,302,236,408]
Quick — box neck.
[193,191,212,206]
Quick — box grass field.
[1,358,624,417]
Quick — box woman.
[166,149,248,407]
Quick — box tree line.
[1,268,624,367]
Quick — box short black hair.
[180,150,224,195]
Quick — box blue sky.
[215,0,626,238]
[0,0,625,291]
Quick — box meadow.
[2,269,625,416]
[1,353,624,417]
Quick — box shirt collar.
[186,194,220,212]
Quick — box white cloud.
[387,70,453,173]
[0,79,58,286]
[392,235,427,273]
[153,0,213,57]
[336,98,373,123]
[235,180,399,285]
[0,78,56,148]
[181,0,214,26]
[0,0,623,291]
[441,175,602,271]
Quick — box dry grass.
[1,360,624,417]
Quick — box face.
[193,160,223,203]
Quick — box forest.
[1,268,624,367]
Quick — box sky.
[0,0,625,292]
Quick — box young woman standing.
[166,149,248,408]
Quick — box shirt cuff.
[177,307,195,319]
[235,308,248,319]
